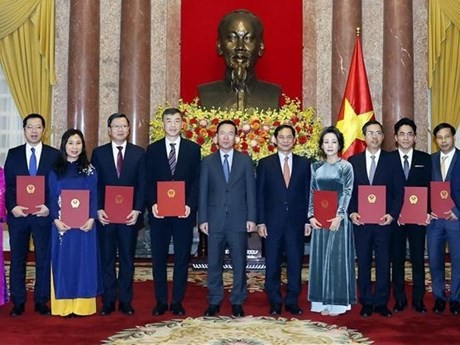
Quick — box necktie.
[283,156,290,187]
[29,147,37,176]
[168,143,177,175]
[403,154,410,180]
[441,155,448,181]
[369,155,376,184]
[223,154,230,183]
[116,146,123,178]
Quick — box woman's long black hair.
[54,129,91,176]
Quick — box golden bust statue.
[198,9,281,111]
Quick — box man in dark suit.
[349,119,405,318]
[199,120,256,317]
[390,118,431,313]
[4,113,60,316]
[91,113,145,316]
[146,108,201,316]
[428,122,460,315]
[256,124,310,315]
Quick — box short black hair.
[362,119,383,135]
[274,124,295,138]
[318,126,345,154]
[107,113,130,127]
[394,117,417,135]
[433,122,456,137]
[162,107,183,120]
[217,119,238,134]
[23,113,45,128]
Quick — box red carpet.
[0,279,459,345]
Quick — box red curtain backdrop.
[180,0,303,103]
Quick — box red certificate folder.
[104,186,134,224]
[399,187,428,224]
[431,181,455,219]
[358,185,386,224]
[16,175,45,215]
[61,189,90,228]
[313,190,338,229]
[157,181,185,217]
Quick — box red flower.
[194,127,201,135]
[185,130,193,138]
[241,142,248,150]
[211,144,218,153]
[234,119,241,126]
[197,136,205,145]
[253,146,260,153]
[268,144,276,152]
[211,118,219,125]
[189,118,198,125]
[273,120,281,127]
[298,135,307,144]
[291,116,299,124]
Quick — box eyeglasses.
[397,132,415,138]
[366,131,383,137]
[111,125,129,130]
[25,125,43,131]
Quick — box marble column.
[119,0,151,148]
[382,0,414,150]
[67,0,100,152]
[331,0,362,124]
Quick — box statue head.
[217,10,265,89]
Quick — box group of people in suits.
[1,109,460,320]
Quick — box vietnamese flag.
[336,31,374,159]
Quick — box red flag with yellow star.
[336,32,374,159]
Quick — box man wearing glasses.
[348,120,405,318]
[91,113,145,316]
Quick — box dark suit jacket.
[348,150,405,220]
[198,150,256,232]
[145,138,201,221]
[91,142,146,212]
[432,148,460,217]
[256,153,310,229]
[4,143,60,226]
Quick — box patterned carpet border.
[101,316,373,345]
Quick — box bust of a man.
[198,9,281,111]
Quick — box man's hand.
[11,206,28,218]
[152,204,164,219]
[257,224,268,238]
[126,210,141,226]
[32,204,49,217]
[199,222,208,235]
[97,209,109,225]
[178,205,191,218]
[350,212,363,226]
[380,214,394,226]
[246,221,256,233]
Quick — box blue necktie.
[29,147,37,176]
[403,155,410,180]
[223,154,230,183]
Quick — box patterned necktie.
[223,154,230,183]
[29,147,37,176]
[283,156,290,187]
[168,143,177,175]
[441,155,448,181]
[116,146,123,178]
[369,155,376,184]
[403,155,410,180]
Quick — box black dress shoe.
[34,303,51,316]
[393,299,407,312]
[269,303,282,315]
[433,298,446,314]
[119,303,135,315]
[204,304,220,316]
[170,302,186,315]
[232,304,245,317]
[374,305,392,317]
[285,304,303,315]
[10,303,25,317]
[99,303,115,316]
[152,302,168,316]
[412,300,427,313]
[360,304,373,317]
[450,301,460,315]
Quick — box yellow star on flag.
[336,98,373,153]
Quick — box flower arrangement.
[150,96,323,162]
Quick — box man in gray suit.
[199,120,257,317]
